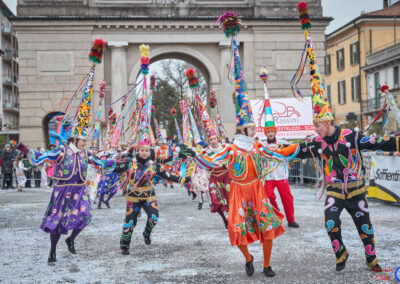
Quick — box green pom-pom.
[301,22,312,30]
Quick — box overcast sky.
[2,0,390,34]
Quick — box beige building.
[13,0,330,147]
[0,1,19,144]
[325,1,400,128]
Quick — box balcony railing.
[3,49,12,59]
[1,25,11,33]
[3,77,12,84]
[361,93,400,113]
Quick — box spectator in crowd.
[15,155,27,192]
[23,149,33,188]
[40,148,49,188]
[33,147,42,188]
[1,144,15,189]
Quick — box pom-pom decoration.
[171,108,177,118]
[186,68,199,90]
[140,44,150,75]
[216,11,241,38]
[89,38,107,64]
[209,97,217,109]
[150,75,156,91]
[259,66,269,84]
[297,1,311,30]
[9,140,16,146]
[380,85,390,93]
[99,80,106,99]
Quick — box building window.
[326,84,331,105]
[325,55,331,75]
[351,75,361,101]
[338,80,346,105]
[394,66,399,87]
[350,42,360,65]
[336,48,345,71]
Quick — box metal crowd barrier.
[289,158,320,185]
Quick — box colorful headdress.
[72,38,107,140]
[186,68,217,139]
[137,44,152,149]
[295,2,333,123]
[217,12,254,129]
[259,67,277,132]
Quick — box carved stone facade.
[14,0,329,147]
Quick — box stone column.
[109,41,128,112]
[219,40,236,138]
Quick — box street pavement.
[0,184,399,283]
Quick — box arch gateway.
[13,0,329,147]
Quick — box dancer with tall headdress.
[17,39,124,264]
[272,2,400,271]
[180,13,292,277]
[119,45,190,255]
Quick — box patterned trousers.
[120,199,159,250]
[324,193,377,267]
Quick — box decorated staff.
[209,90,227,139]
[91,80,106,148]
[171,108,184,144]
[179,99,192,146]
[186,68,217,141]
[151,106,163,141]
[73,38,107,139]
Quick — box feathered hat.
[72,38,107,140]
[259,66,277,132]
[295,2,333,123]
[186,68,218,139]
[217,12,254,129]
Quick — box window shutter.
[337,81,341,104]
[351,77,355,100]
[336,50,340,70]
[343,80,346,104]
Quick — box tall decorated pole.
[151,106,163,141]
[293,2,334,123]
[259,66,277,132]
[186,68,217,140]
[171,108,184,144]
[209,89,227,139]
[91,80,106,148]
[179,99,191,146]
[216,12,254,130]
[72,38,107,139]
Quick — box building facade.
[325,1,400,128]
[0,1,19,144]
[362,42,400,133]
[13,0,329,147]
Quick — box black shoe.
[198,202,203,210]
[371,264,382,272]
[263,266,276,277]
[65,237,76,254]
[170,185,174,189]
[48,251,57,263]
[224,221,228,230]
[97,203,102,209]
[288,222,299,228]
[245,255,254,276]
[105,201,110,208]
[192,193,197,200]
[121,248,130,255]
[336,252,349,271]
[143,232,151,245]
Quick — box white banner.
[250,97,315,139]
[369,154,400,201]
